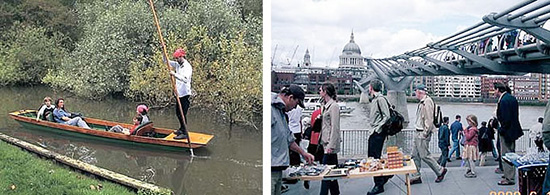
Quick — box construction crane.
[287,45,299,66]
[271,44,278,66]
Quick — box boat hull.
[9,110,214,149]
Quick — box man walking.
[438,117,450,167]
[366,79,391,195]
[448,115,463,161]
[494,82,523,185]
[410,84,447,184]
[530,117,544,152]
[272,85,314,195]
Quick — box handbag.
[481,129,489,140]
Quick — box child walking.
[463,114,479,178]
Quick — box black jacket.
[497,93,524,143]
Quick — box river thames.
[337,101,546,130]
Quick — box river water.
[0,86,262,195]
[339,101,547,130]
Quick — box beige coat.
[321,98,341,154]
[415,95,436,137]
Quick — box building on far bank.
[271,31,371,95]
[481,75,509,99]
[509,74,540,101]
[433,76,481,98]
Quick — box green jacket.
[370,92,390,134]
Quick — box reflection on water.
[0,86,262,195]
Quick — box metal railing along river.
[338,129,532,159]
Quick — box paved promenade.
[285,164,520,195]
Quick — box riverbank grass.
[0,141,136,194]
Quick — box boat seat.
[132,121,154,136]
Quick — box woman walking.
[478,121,493,166]
[463,114,479,178]
[319,83,341,195]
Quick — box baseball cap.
[284,85,305,108]
[415,84,426,91]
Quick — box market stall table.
[290,160,417,195]
[502,152,549,195]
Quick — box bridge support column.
[387,90,410,127]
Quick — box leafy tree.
[43,0,154,99]
[0,0,79,50]
[0,23,66,85]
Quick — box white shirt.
[287,107,303,134]
[37,104,55,120]
[169,59,193,97]
[529,122,543,139]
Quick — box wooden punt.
[9,110,214,149]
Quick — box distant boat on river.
[302,96,355,115]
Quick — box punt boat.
[9,110,214,149]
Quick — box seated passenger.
[109,115,143,135]
[136,104,150,124]
[53,98,91,129]
[37,96,55,121]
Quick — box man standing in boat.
[272,85,314,195]
[168,48,193,140]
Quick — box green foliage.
[125,0,262,126]
[0,0,79,50]
[0,22,66,85]
[43,0,154,99]
[126,52,174,106]
[2,0,262,126]
[0,141,135,195]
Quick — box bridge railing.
[338,128,532,159]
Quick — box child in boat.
[109,114,143,135]
[136,104,149,124]
[37,96,55,121]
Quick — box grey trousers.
[66,117,90,129]
[411,132,443,180]
[271,170,282,195]
[499,135,516,182]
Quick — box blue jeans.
[448,140,461,158]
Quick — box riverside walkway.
[285,165,518,195]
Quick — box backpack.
[377,97,405,136]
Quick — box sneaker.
[497,180,515,185]
[447,159,452,162]
[367,186,384,195]
[456,157,462,160]
[174,134,188,140]
[281,185,289,193]
[465,172,477,178]
[435,168,447,183]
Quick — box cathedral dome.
[342,32,361,55]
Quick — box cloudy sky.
[271,0,517,68]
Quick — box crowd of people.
[271,80,543,195]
